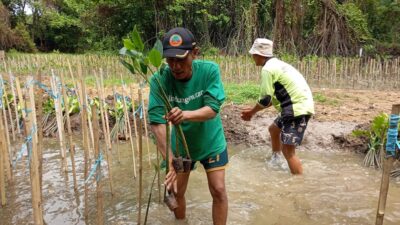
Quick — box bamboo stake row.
[0,66,157,224]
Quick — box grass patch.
[313,92,340,106]
[224,83,259,104]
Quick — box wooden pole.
[0,107,7,206]
[0,75,11,180]
[26,76,44,225]
[130,90,140,156]
[112,87,121,163]
[100,69,112,152]
[78,65,91,221]
[50,72,67,172]
[376,104,400,225]
[11,73,21,134]
[137,89,143,225]
[122,85,137,178]
[3,80,16,141]
[92,104,104,225]
[140,89,152,166]
[36,70,44,190]
[15,77,27,173]
[95,74,113,196]
[60,72,78,191]
[156,146,161,203]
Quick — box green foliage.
[313,92,340,106]
[1,0,400,56]
[43,98,55,115]
[13,22,37,52]
[224,83,259,104]
[201,46,220,56]
[338,2,372,43]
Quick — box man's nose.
[170,60,181,70]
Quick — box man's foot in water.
[267,152,288,170]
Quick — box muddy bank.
[221,104,365,152]
[42,103,367,152]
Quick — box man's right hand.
[165,162,178,193]
[241,107,255,121]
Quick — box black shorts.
[190,148,229,172]
[274,115,311,146]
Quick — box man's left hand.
[166,107,187,125]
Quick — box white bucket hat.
[249,38,273,57]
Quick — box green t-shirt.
[260,58,315,118]
[148,60,227,161]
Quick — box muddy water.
[1,139,400,225]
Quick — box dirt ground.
[221,88,400,151]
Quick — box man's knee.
[269,123,280,135]
[282,146,295,159]
[210,183,227,202]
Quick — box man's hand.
[241,107,255,121]
[166,107,187,125]
[165,161,177,193]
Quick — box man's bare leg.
[206,169,228,225]
[282,144,303,175]
[268,123,282,153]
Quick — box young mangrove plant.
[353,113,392,169]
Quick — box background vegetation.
[1,0,399,57]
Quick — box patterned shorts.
[274,115,311,146]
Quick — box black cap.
[162,27,196,58]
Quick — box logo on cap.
[169,34,183,47]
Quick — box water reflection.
[1,140,400,225]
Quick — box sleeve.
[148,75,167,124]
[204,64,225,113]
[259,69,274,105]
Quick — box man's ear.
[192,47,200,58]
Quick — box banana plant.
[119,26,190,159]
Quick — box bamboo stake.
[15,77,27,173]
[3,80,16,141]
[95,74,112,152]
[78,65,91,221]
[122,85,137,178]
[1,92,11,156]
[36,70,44,190]
[26,76,44,225]
[376,104,400,225]
[130,90,140,156]
[137,89,143,225]
[87,97,95,160]
[112,87,121,163]
[92,104,104,225]
[156,146,161,203]
[0,75,12,180]
[100,70,112,152]
[50,72,67,172]
[0,108,7,206]
[95,74,113,196]
[60,72,78,191]
[140,89,152,166]
[9,72,20,135]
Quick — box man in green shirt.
[148,27,228,225]
[241,38,314,175]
